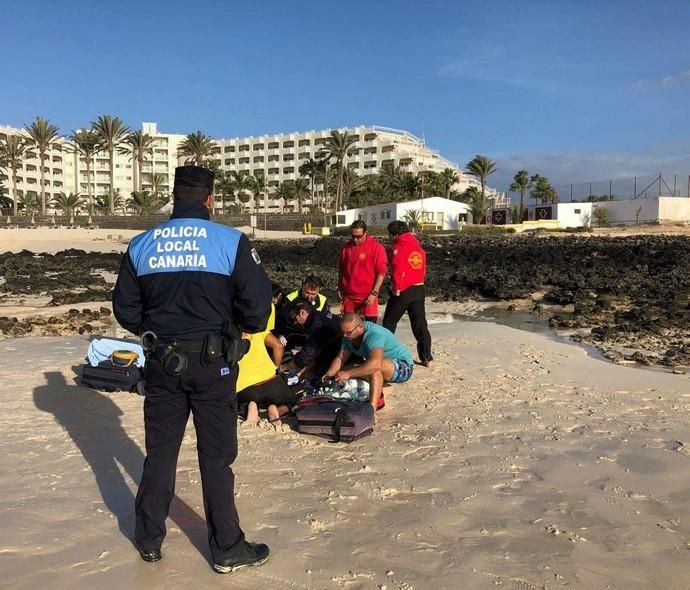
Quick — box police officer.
[112,165,272,574]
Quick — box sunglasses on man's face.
[343,324,362,336]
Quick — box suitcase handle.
[331,407,349,443]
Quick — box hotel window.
[225,158,235,165]
[283,167,295,174]
[268,142,279,149]
[224,146,235,153]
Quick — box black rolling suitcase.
[80,360,144,392]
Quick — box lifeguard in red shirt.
[338,220,388,322]
[382,220,433,366]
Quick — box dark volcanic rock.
[1,234,690,370]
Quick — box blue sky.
[2,0,689,190]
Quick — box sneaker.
[213,541,270,574]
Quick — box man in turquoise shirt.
[325,313,414,411]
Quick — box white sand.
[3,319,690,589]
[0,226,316,254]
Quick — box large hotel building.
[0,122,493,212]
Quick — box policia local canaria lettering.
[148,225,208,269]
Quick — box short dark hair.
[350,219,367,233]
[289,300,313,320]
[302,275,322,289]
[387,220,409,237]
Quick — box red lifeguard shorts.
[342,295,378,319]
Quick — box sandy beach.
[3,227,690,589]
[0,226,315,255]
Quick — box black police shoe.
[212,541,270,574]
[136,545,162,563]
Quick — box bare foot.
[267,404,281,424]
[245,401,259,425]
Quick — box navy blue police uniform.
[112,167,271,569]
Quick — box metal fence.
[550,173,690,202]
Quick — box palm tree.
[130,190,161,215]
[53,192,84,221]
[18,193,39,216]
[249,171,267,213]
[0,182,11,211]
[0,134,28,216]
[273,181,295,212]
[149,172,168,198]
[465,155,497,206]
[341,169,366,208]
[178,131,218,166]
[438,168,460,199]
[379,163,403,193]
[69,130,100,216]
[314,157,330,211]
[24,116,60,215]
[229,171,251,211]
[509,170,532,222]
[293,178,311,214]
[298,158,320,209]
[95,189,126,215]
[460,185,487,224]
[316,130,358,212]
[91,115,131,215]
[125,130,155,193]
[403,208,423,231]
[530,174,559,204]
[214,174,235,215]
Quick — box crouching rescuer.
[112,165,273,574]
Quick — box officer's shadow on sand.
[33,371,209,559]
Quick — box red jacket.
[389,232,426,295]
[339,235,388,299]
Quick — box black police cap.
[174,166,215,192]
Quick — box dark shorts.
[388,359,413,384]
[237,375,298,417]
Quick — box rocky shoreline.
[1,234,689,370]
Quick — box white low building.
[595,196,690,225]
[492,196,690,229]
[490,202,594,228]
[331,196,471,230]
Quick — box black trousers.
[382,284,433,363]
[135,354,244,564]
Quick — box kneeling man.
[325,313,414,411]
